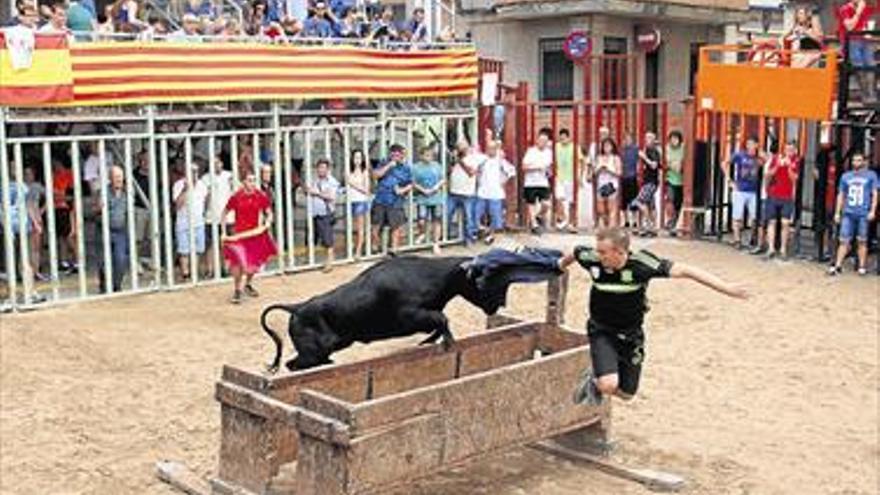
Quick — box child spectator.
[412,146,446,255]
[475,140,515,245]
[829,152,878,276]
[305,158,339,272]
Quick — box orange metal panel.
[696,46,837,121]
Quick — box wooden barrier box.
[212,317,609,495]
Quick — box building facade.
[460,0,758,107]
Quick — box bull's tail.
[260,303,299,374]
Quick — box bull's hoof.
[266,363,280,375]
[440,334,456,351]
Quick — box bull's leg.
[401,308,455,351]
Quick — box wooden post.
[546,272,569,325]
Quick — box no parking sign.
[563,31,592,63]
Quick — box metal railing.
[0,103,478,312]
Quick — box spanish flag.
[0,31,74,106]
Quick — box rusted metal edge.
[266,320,544,391]
[216,381,352,446]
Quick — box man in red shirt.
[839,0,875,102]
[763,141,800,260]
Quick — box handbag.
[599,183,617,197]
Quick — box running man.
[558,227,749,405]
[828,152,878,276]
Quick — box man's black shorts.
[587,320,645,396]
[523,186,550,204]
[371,203,407,230]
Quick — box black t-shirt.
[643,145,661,185]
[574,245,673,331]
[134,169,150,209]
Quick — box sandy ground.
[1,234,878,495]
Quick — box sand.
[1,235,878,495]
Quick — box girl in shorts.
[594,138,621,228]
[346,149,371,259]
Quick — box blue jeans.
[99,230,129,292]
[447,194,476,242]
[849,40,874,68]
[475,198,505,231]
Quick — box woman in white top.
[594,138,621,228]
[346,149,371,258]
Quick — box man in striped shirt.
[558,227,748,405]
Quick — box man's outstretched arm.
[669,263,749,300]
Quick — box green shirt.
[665,143,684,186]
[555,142,581,184]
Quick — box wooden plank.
[531,441,686,492]
[156,461,212,495]
[370,351,457,399]
[298,389,355,424]
[458,331,537,377]
[222,365,270,391]
[538,324,587,353]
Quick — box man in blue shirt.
[303,0,336,38]
[371,144,412,252]
[722,136,765,249]
[829,152,878,276]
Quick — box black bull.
[261,255,501,373]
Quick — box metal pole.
[272,103,284,272]
[283,131,295,269]
[343,128,353,260]
[406,119,415,248]
[147,106,161,287]
[124,139,138,291]
[253,132,261,188]
[98,140,113,293]
[0,108,14,309]
[13,144,32,304]
[362,125,373,256]
[231,135,240,190]
[185,137,198,285]
[69,142,88,297]
[305,130,315,266]
[160,139,174,287]
[440,116,449,242]
[42,141,59,301]
[208,136,221,281]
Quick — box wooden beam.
[531,441,686,492]
[156,461,211,495]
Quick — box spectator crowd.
[5,0,462,45]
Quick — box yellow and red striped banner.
[0,33,74,106]
[0,38,478,107]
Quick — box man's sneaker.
[857,267,868,276]
[827,265,841,276]
[230,290,242,304]
[749,246,766,255]
[243,284,260,298]
[765,251,777,261]
[573,370,603,406]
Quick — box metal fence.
[0,103,477,311]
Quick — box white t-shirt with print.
[172,178,208,230]
[200,170,235,225]
[522,146,552,188]
[477,158,515,200]
[449,152,485,196]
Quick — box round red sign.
[563,31,592,63]
[636,27,662,52]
